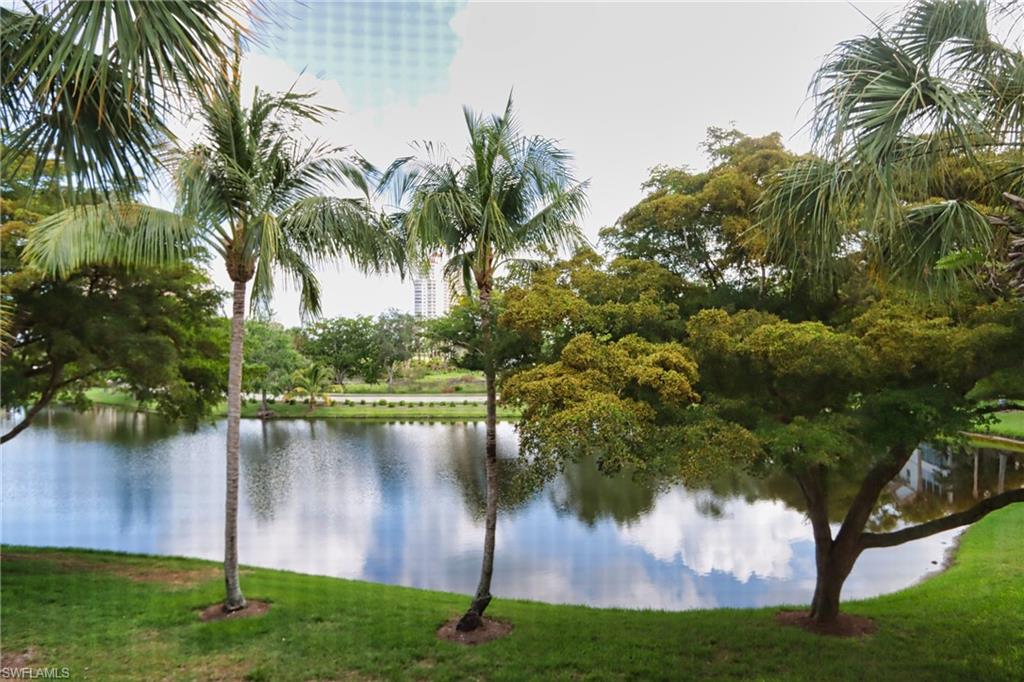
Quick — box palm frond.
[24,203,198,277]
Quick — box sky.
[180,1,903,326]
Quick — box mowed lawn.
[987,410,1024,439]
[1,506,1022,681]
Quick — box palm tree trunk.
[457,288,499,632]
[224,279,248,611]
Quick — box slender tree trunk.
[973,451,979,499]
[259,388,270,418]
[224,279,247,611]
[387,365,395,391]
[457,287,499,632]
[1,364,63,444]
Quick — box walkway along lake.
[2,407,1020,610]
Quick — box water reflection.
[2,407,1020,610]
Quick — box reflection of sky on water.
[2,408,1016,611]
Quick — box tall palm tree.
[25,54,401,612]
[1,0,248,197]
[758,0,1023,296]
[388,97,588,630]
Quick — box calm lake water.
[2,407,1019,610]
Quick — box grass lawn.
[82,388,519,422]
[2,505,1022,680]
[341,369,486,395]
[986,410,1024,439]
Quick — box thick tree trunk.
[457,287,499,632]
[224,279,247,611]
[808,545,858,623]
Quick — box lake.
[2,407,1019,611]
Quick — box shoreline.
[78,388,521,423]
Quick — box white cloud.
[618,490,809,583]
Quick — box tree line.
[2,0,1022,633]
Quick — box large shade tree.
[504,257,1024,627]
[389,97,588,630]
[25,55,400,612]
[2,159,227,442]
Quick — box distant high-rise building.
[412,254,449,319]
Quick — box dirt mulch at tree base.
[1,646,38,669]
[199,600,271,622]
[436,616,512,645]
[776,610,877,637]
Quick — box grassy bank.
[342,369,486,395]
[83,388,519,422]
[2,506,1022,680]
[986,410,1024,439]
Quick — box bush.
[267,397,276,404]
[454,385,463,392]
[387,403,396,408]
[287,399,296,405]
[378,399,387,406]
[360,399,366,405]
[398,400,406,406]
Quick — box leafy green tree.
[758,0,1023,296]
[24,55,400,612]
[289,364,333,411]
[602,129,795,290]
[390,96,588,630]
[374,309,419,389]
[1,159,226,443]
[244,319,306,416]
[301,315,380,385]
[506,297,1024,626]
[1,1,245,196]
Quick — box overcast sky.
[180,1,903,326]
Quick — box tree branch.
[860,488,1024,549]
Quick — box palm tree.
[1,0,247,197]
[290,364,334,411]
[25,53,401,612]
[758,0,1023,297]
[388,96,588,630]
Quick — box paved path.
[326,393,487,404]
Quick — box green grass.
[343,369,486,395]
[986,410,1024,439]
[2,506,1022,680]
[82,388,520,422]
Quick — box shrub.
[378,399,387,406]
